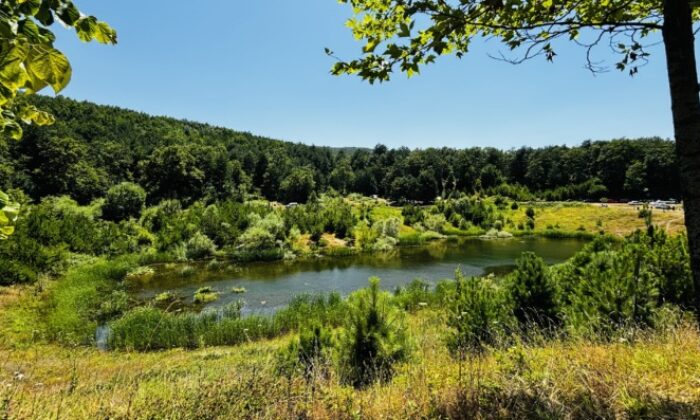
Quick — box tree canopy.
[328,0,692,82]
[0,96,682,206]
[0,0,116,237]
[0,0,116,139]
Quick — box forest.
[0,96,681,207]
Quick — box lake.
[128,237,585,314]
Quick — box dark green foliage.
[277,323,333,380]
[401,204,424,226]
[525,207,536,219]
[321,197,356,238]
[102,182,146,222]
[142,145,205,204]
[507,252,559,327]
[552,231,693,338]
[2,97,682,210]
[445,270,516,354]
[437,196,495,229]
[338,278,411,388]
[526,216,536,230]
[279,166,317,203]
[393,279,434,311]
[185,232,217,260]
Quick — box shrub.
[372,217,401,239]
[424,213,447,233]
[102,182,147,222]
[277,323,333,380]
[554,239,663,338]
[526,218,535,230]
[337,278,411,388]
[185,232,217,260]
[510,202,519,210]
[193,287,219,304]
[393,279,434,311]
[401,204,424,226]
[525,207,536,218]
[372,235,398,252]
[507,252,559,327]
[237,212,284,251]
[445,270,515,355]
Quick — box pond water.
[128,238,586,314]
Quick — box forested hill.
[0,95,680,204]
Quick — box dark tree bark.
[662,0,700,313]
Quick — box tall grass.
[45,256,138,345]
[109,293,347,351]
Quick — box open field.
[367,200,686,238]
[0,310,699,419]
[504,202,686,236]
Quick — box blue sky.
[52,1,686,149]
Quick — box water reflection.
[128,237,585,314]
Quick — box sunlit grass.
[1,311,698,418]
[504,202,685,236]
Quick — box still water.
[128,238,585,314]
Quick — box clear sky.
[52,0,689,150]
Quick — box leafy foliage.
[0,190,18,239]
[445,270,516,354]
[329,1,665,83]
[0,97,682,209]
[507,252,559,327]
[0,0,116,139]
[102,182,146,222]
[338,278,411,388]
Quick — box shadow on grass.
[433,387,700,419]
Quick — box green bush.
[102,182,147,222]
[401,204,424,226]
[185,231,217,260]
[393,279,434,311]
[507,252,559,327]
[526,218,535,230]
[424,213,447,233]
[337,278,411,388]
[277,323,333,380]
[445,270,515,354]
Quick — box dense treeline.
[0,96,681,204]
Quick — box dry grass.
[1,310,699,419]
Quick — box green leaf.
[26,46,72,93]
[35,1,55,26]
[56,1,81,26]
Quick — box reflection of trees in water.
[424,241,448,260]
[131,238,587,292]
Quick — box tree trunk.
[662,0,700,314]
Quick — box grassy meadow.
[0,310,699,419]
